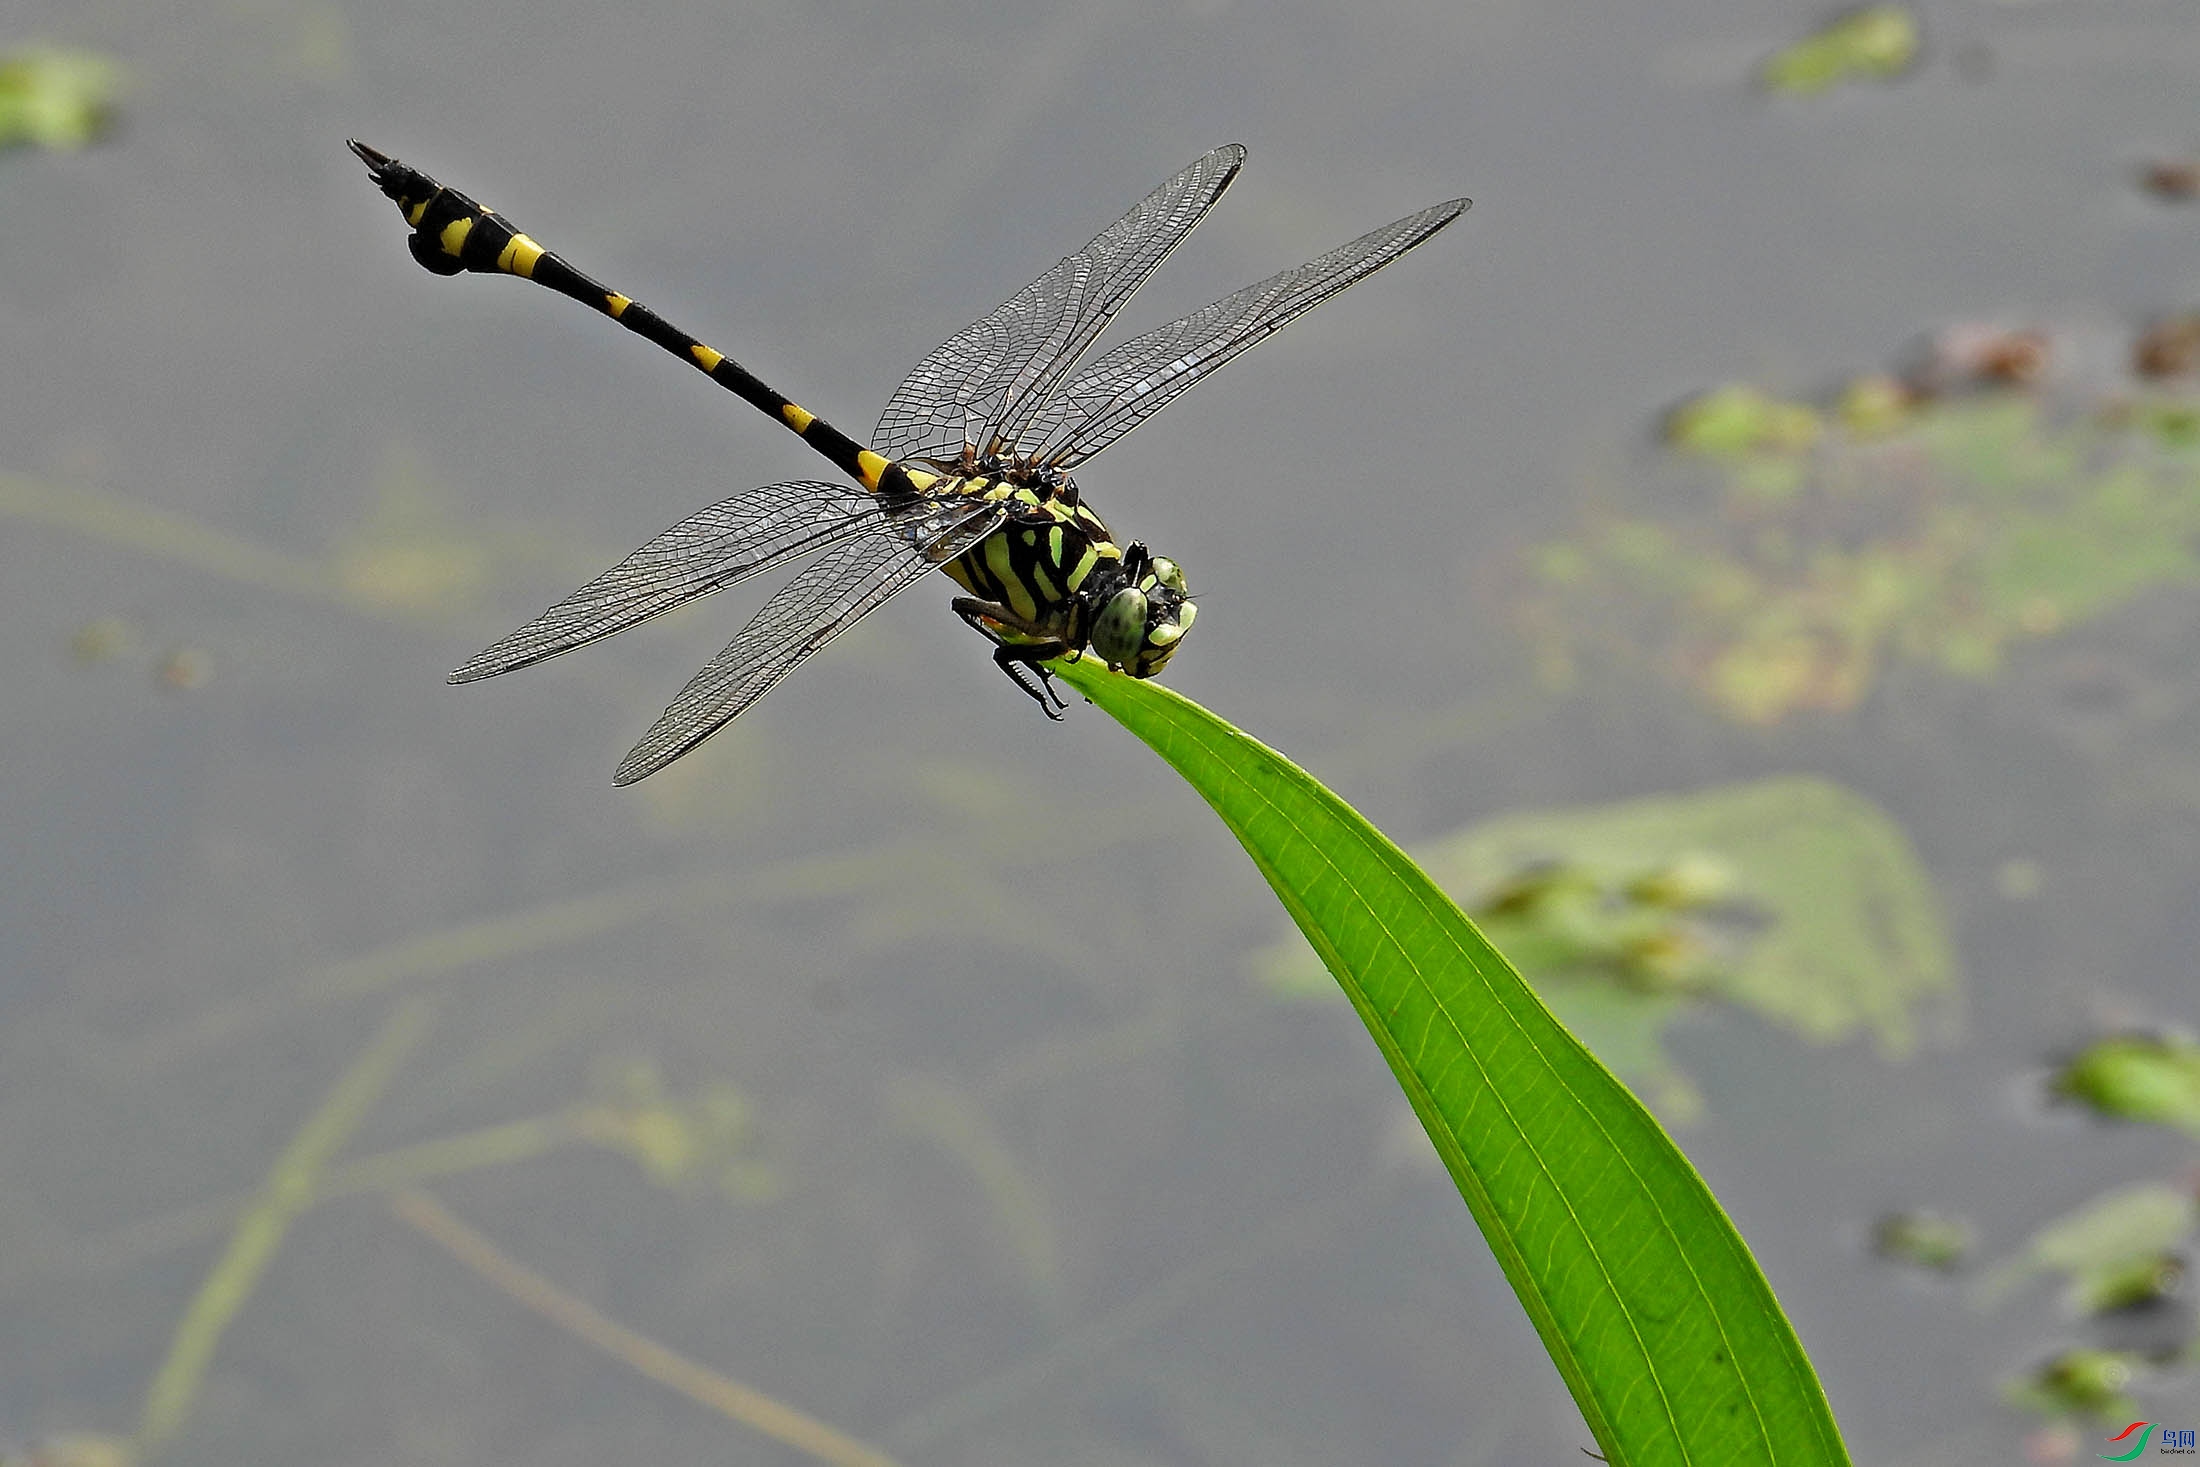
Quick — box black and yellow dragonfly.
[351,140,1466,783]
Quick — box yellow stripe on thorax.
[1063,543,1105,591]
[1026,548,1060,605]
[983,534,1039,622]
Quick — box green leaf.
[1053,657,1850,1467]
[1258,777,1957,1123]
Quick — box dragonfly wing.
[610,501,1005,784]
[1024,198,1469,470]
[450,480,882,682]
[872,145,1246,466]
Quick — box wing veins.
[1029,198,1469,469]
[871,145,1246,465]
[449,480,888,682]
[611,503,1005,784]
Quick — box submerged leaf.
[1835,373,1920,437]
[0,46,120,151]
[1975,1181,2199,1315]
[1258,775,1957,1116]
[2006,1347,2147,1422]
[1666,383,1821,457]
[2052,1034,2200,1136]
[1761,7,1920,95]
[1525,391,2200,723]
[577,1058,778,1200]
[1872,1209,1974,1272]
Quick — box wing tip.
[611,744,671,786]
[613,715,697,785]
[1406,196,1472,243]
[1421,198,1472,229]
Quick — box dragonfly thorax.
[928,447,1082,505]
[929,458,1190,677]
[937,493,1193,683]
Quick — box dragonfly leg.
[995,649,1067,718]
[952,596,1071,717]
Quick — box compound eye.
[1149,556,1187,593]
[1090,587,1150,667]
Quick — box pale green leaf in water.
[1258,775,1957,1119]
[2124,395,2200,448]
[577,1057,778,1200]
[0,46,121,151]
[1666,383,1821,458]
[1438,778,1957,1050]
[1525,390,2200,723]
[1760,6,1920,95]
[1833,373,1919,438]
[1973,1180,2199,1314]
[1871,1209,1974,1273]
[2004,1348,2148,1423]
[2051,1034,2200,1136]
[2066,1251,2185,1315]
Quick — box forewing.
[872,145,1246,466]
[449,480,881,682]
[1024,198,1469,470]
[609,500,1005,784]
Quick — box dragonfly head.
[1089,545,1195,679]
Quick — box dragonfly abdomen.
[347,140,883,491]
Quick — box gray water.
[4,1,2198,1462]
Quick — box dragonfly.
[351,140,1468,783]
